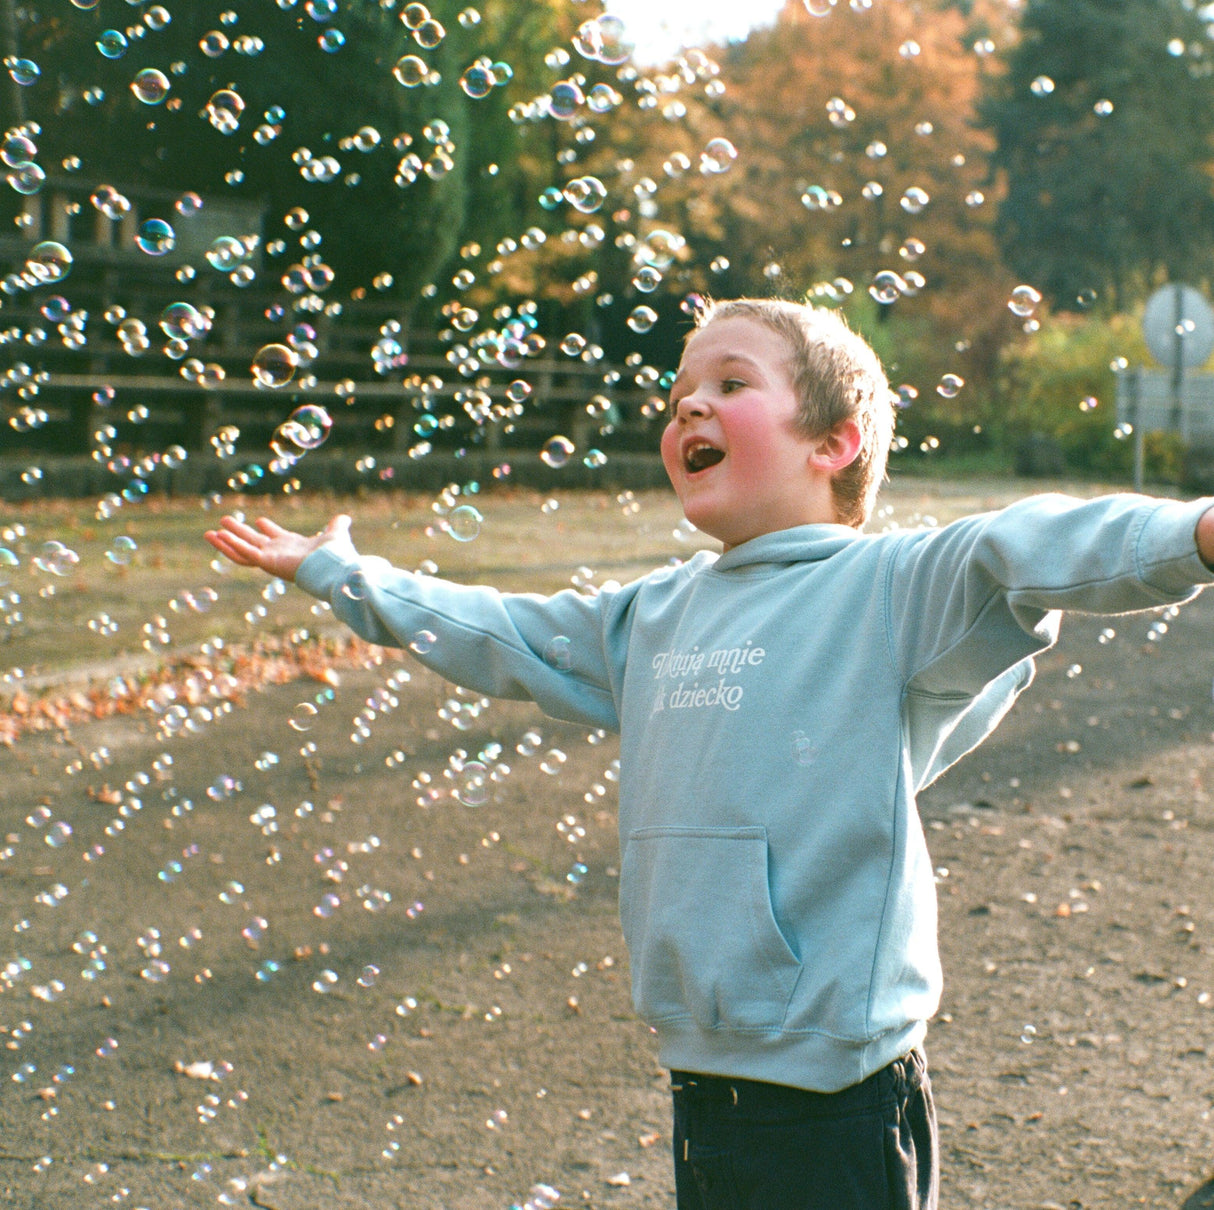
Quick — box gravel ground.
[4,480,1214,1208]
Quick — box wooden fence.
[0,269,674,494]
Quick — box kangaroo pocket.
[620,825,802,1031]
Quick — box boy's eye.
[721,378,746,393]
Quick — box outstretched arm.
[204,513,353,582]
[210,509,624,730]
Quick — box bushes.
[991,310,1190,483]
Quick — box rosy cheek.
[719,414,763,477]
[659,423,681,475]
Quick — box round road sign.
[1142,283,1214,370]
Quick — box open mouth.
[684,440,725,474]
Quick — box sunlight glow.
[603,0,789,62]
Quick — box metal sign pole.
[1171,283,1186,435]
[1131,366,1144,493]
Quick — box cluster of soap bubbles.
[0,0,1166,1200]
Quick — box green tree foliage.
[8,0,578,304]
[981,0,1214,312]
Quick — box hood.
[712,523,865,571]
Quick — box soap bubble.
[130,68,170,105]
[791,731,819,765]
[1,132,36,166]
[135,218,176,256]
[541,436,575,468]
[700,137,738,174]
[241,917,267,943]
[206,88,245,134]
[543,636,572,670]
[251,343,299,388]
[1008,284,1042,317]
[27,241,73,283]
[34,541,79,576]
[415,18,445,48]
[6,161,45,194]
[289,702,319,732]
[91,185,131,220]
[280,404,332,449]
[564,175,607,213]
[105,536,137,565]
[460,63,495,98]
[8,58,40,85]
[574,14,635,65]
[96,29,128,57]
[446,504,483,542]
[45,822,72,848]
[160,301,206,340]
[869,270,905,304]
[540,749,567,775]
[393,54,428,86]
[900,186,930,214]
[627,305,658,333]
[456,761,489,806]
[936,373,965,398]
[549,80,584,120]
[206,235,248,271]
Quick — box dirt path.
[4,483,1214,1208]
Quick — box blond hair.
[691,297,896,528]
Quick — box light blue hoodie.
[296,492,1214,1093]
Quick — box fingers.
[204,513,333,575]
[203,529,260,567]
[214,515,263,544]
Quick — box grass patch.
[0,475,1137,693]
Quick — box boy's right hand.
[204,513,353,582]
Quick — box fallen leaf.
[175,1060,216,1080]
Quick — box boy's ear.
[806,419,862,473]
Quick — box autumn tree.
[591,0,1027,418]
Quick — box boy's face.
[661,316,835,549]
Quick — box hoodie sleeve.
[886,493,1214,695]
[295,542,628,732]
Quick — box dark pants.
[671,1048,938,1210]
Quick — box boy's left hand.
[1198,505,1214,571]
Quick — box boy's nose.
[674,390,710,420]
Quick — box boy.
[206,298,1214,1209]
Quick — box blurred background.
[3,0,1214,490]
